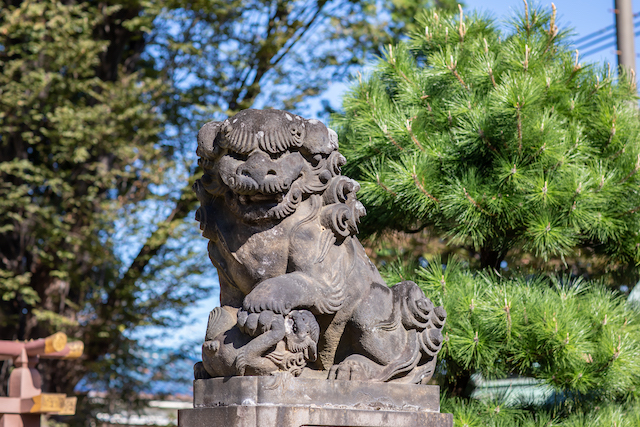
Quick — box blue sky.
[468,0,619,65]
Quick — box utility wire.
[582,41,616,57]
[581,27,640,57]
[574,25,615,46]
[573,11,640,45]
[574,12,640,58]
[575,19,640,51]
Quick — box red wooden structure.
[0,333,83,427]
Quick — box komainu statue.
[193,109,446,384]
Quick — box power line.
[581,27,640,58]
[573,10,640,59]
[575,19,640,51]
[582,41,616,57]
[573,11,640,45]
[573,25,615,46]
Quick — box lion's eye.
[290,126,302,138]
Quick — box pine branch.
[478,128,498,152]
[376,173,397,197]
[567,50,582,82]
[458,5,466,45]
[606,110,617,149]
[620,153,640,183]
[387,45,415,87]
[542,3,558,54]
[488,65,497,88]
[463,187,494,216]
[516,104,523,154]
[523,0,530,37]
[447,56,469,90]
[381,123,403,151]
[412,166,439,203]
[406,117,424,151]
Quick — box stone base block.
[179,405,453,427]
[178,376,453,427]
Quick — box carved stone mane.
[221,109,307,154]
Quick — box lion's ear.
[197,121,222,158]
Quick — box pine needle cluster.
[335,3,640,269]
[383,258,640,425]
[440,394,640,427]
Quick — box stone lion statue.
[193,109,446,383]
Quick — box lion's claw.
[243,293,291,315]
[237,309,248,329]
[237,309,281,337]
[244,311,260,335]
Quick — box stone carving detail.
[198,307,319,377]
[193,109,446,383]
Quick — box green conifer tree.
[336,3,640,425]
[336,3,640,274]
[382,258,640,425]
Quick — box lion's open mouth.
[226,188,292,223]
[237,193,284,205]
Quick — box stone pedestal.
[178,376,453,427]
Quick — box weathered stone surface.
[178,406,453,427]
[193,108,447,384]
[179,377,451,427]
[193,377,440,412]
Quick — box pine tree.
[336,3,640,276]
[336,3,640,425]
[382,258,640,425]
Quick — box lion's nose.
[236,151,276,186]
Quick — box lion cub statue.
[193,109,446,384]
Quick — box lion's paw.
[237,309,282,337]
[242,291,293,315]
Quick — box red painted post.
[0,333,83,427]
